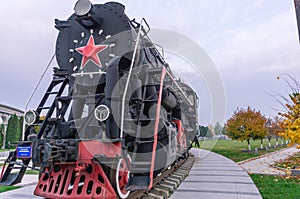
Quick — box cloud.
[212,8,300,74]
[0,0,299,123]
[254,0,265,8]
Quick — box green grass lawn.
[250,174,300,199]
[11,169,39,175]
[0,185,21,193]
[195,138,286,162]
[0,149,10,152]
[25,170,39,175]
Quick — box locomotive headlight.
[74,0,92,16]
[94,105,110,122]
[24,110,38,125]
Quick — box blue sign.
[17,144,32,158]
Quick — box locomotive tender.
[0,0,198,198]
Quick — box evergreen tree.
[0,124,3,148]
[199,125,208,137]
[222,126,228,135]
[214,122,223,135]
[6,114,22,148]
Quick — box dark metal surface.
[0,151,31,186]
[55,2,134,80]
[295,0,300,42]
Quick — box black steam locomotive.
[0,1,198,198]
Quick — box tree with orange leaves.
[225,106,267,150]
[279,92,300,148]
[276,75,300,148]
[272,116,285,146]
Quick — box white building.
[0,104,24,133]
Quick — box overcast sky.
[0,0,299,125]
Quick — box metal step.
[57,96,72,101]
[124,116,156,123]
[131,167,151,173]
[136,140,153,144]
[132,162,152,166]
[147,68,163,74]
[46,91,59,95]
[139,118,156,122]
[47,118,58,122]
[52,78,65,82]
[131,160,152,173]
[123,129,136,134]
[124,118,138,122]
[38,106,51,110]
[126,176,150,191]
[8,166,22,169]
[143,99,158,103]
[144,84,160,87]
[0,151,31,186]
[0,174,18,186]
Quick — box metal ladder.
[36,77,70,139]
[0,76,69,185]
[126,68,163,191]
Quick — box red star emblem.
[76,35,108,68]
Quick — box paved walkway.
[239,146,299,175]
[0,151,10,162]
[0,174,39,199]
[171,148,262,199]
[0,151,9,158]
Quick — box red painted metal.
[34,140,122,199]
[75,35,108,68]
[0,162,6,179]
[173,120,186,152]
[148,67,167,189]
[78,140,122,160]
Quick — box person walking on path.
[193,135,200,148]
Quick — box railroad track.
[128,153,195,199]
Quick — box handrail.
[120,19,144,139]
[165,70,193,106]
[152,43,165,59]
[22,54,56,141]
